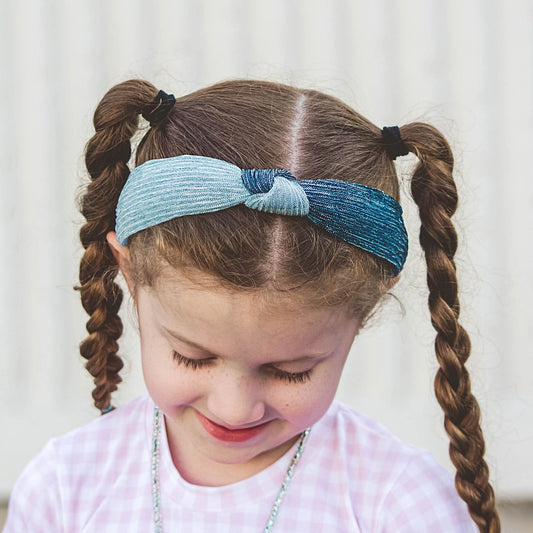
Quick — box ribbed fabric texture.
[116,155,408,275]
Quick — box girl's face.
[136,269,360,486]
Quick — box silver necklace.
[151,406,311,532]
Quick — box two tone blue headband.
[115,155,408,275]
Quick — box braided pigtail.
[399,123,500,532]
[78,80,165,412]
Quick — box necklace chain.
[151,406,311,532]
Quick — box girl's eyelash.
[172,351,212,369]
[270,367,312,384]
[172,351,313,384]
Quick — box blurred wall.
[0,0,532,503]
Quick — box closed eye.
[172,351,214,369]
[269,367,312,384]
[172,351,313,384]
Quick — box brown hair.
[78,79,499,531]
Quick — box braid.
[77,80,161,411]
[401,123,500,532]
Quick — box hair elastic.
[116,155,409,275]
[382,126,409,160]
[142,90,176,126]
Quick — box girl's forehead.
[141,268,358,342]
[140,273,360,362]
[147,266,347,317]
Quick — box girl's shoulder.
[318,400,456,491]
[308,401,476,531]
[33,393,153,469]
[319,400,427,460]
[4,394,154,532]
[44,393,153,479]
[51,393,152,448]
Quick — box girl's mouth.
[196,411,270,442]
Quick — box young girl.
[4,79,500,532]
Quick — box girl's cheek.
[274,378,334,423]
[142,354,192,397]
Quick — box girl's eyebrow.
[162,327,329,363]
[163,327,219,356]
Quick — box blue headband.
[116,155,408,275]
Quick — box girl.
[4,79,500,532]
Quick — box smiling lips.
[196,411,270,442]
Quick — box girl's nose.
[206,373,266,428]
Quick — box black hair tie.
[382,126,409,160]
[142,90,176,126]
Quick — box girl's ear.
[106,231,136,296]
[388,274,401,290]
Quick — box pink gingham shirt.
[4,394,476,532]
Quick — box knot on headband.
[382,126,409,160]
[116,155,408,275]
[241,168,310,216]
[142,90,176,126]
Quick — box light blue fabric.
[116,155,408,275]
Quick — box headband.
[115,155,408,275]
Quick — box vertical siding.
[0,0,532,500]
